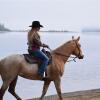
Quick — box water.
[0,32,100,100]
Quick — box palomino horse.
[0,36,84,100]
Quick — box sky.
[0,0,100,31]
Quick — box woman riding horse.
[28,21,49,80]
[0,36,84,100]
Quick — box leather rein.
[48,40,80,62]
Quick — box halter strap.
[54,52,77,62]
[74,40,81,57]
[52,40,81,62]
[44,40,81,62]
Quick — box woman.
[28,21,49,79]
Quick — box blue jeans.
[31,49,49,77]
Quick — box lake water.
[0,32,100,100]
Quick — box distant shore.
[0,30,77,33]
[0,23,76,33]
[27,89,100,100]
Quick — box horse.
[0,36,84,100]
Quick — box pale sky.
[0,0,100,31]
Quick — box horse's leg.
[0,80,11,100]
[54,78,63,100]
[39,80,51,100]
[8,76,22,100]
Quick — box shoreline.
[27,89,100,100]
[0,30,77,33]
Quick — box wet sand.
[27,89,100,100]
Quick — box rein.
[47,47,77,62]
[54,52,77,62]
[48,40,80,62]
[47,40,81,63]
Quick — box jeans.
[31,49,49,77]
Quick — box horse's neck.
[53,42,74,63]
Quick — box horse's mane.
[53,40,72,53]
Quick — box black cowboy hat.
[29,21,43,28]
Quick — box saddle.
[23,49,52,64]
[23,54,41,64]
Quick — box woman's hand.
[42,44,49,48]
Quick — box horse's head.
[71,36,84,59]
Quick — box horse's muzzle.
[79,55,84,59]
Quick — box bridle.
[51,40,81,62]
[74,40,81,58]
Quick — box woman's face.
[37,27,40,31]
[33,27,40,31]
[32,27,41,32]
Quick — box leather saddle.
[23,49,52,64]
[23,54,41,64]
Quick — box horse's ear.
[72,36,74,40]
[77,36,80,41]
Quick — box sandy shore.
[27,89,100,100]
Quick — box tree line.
[0,23,10,31]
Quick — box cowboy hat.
[29,21,43,28]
